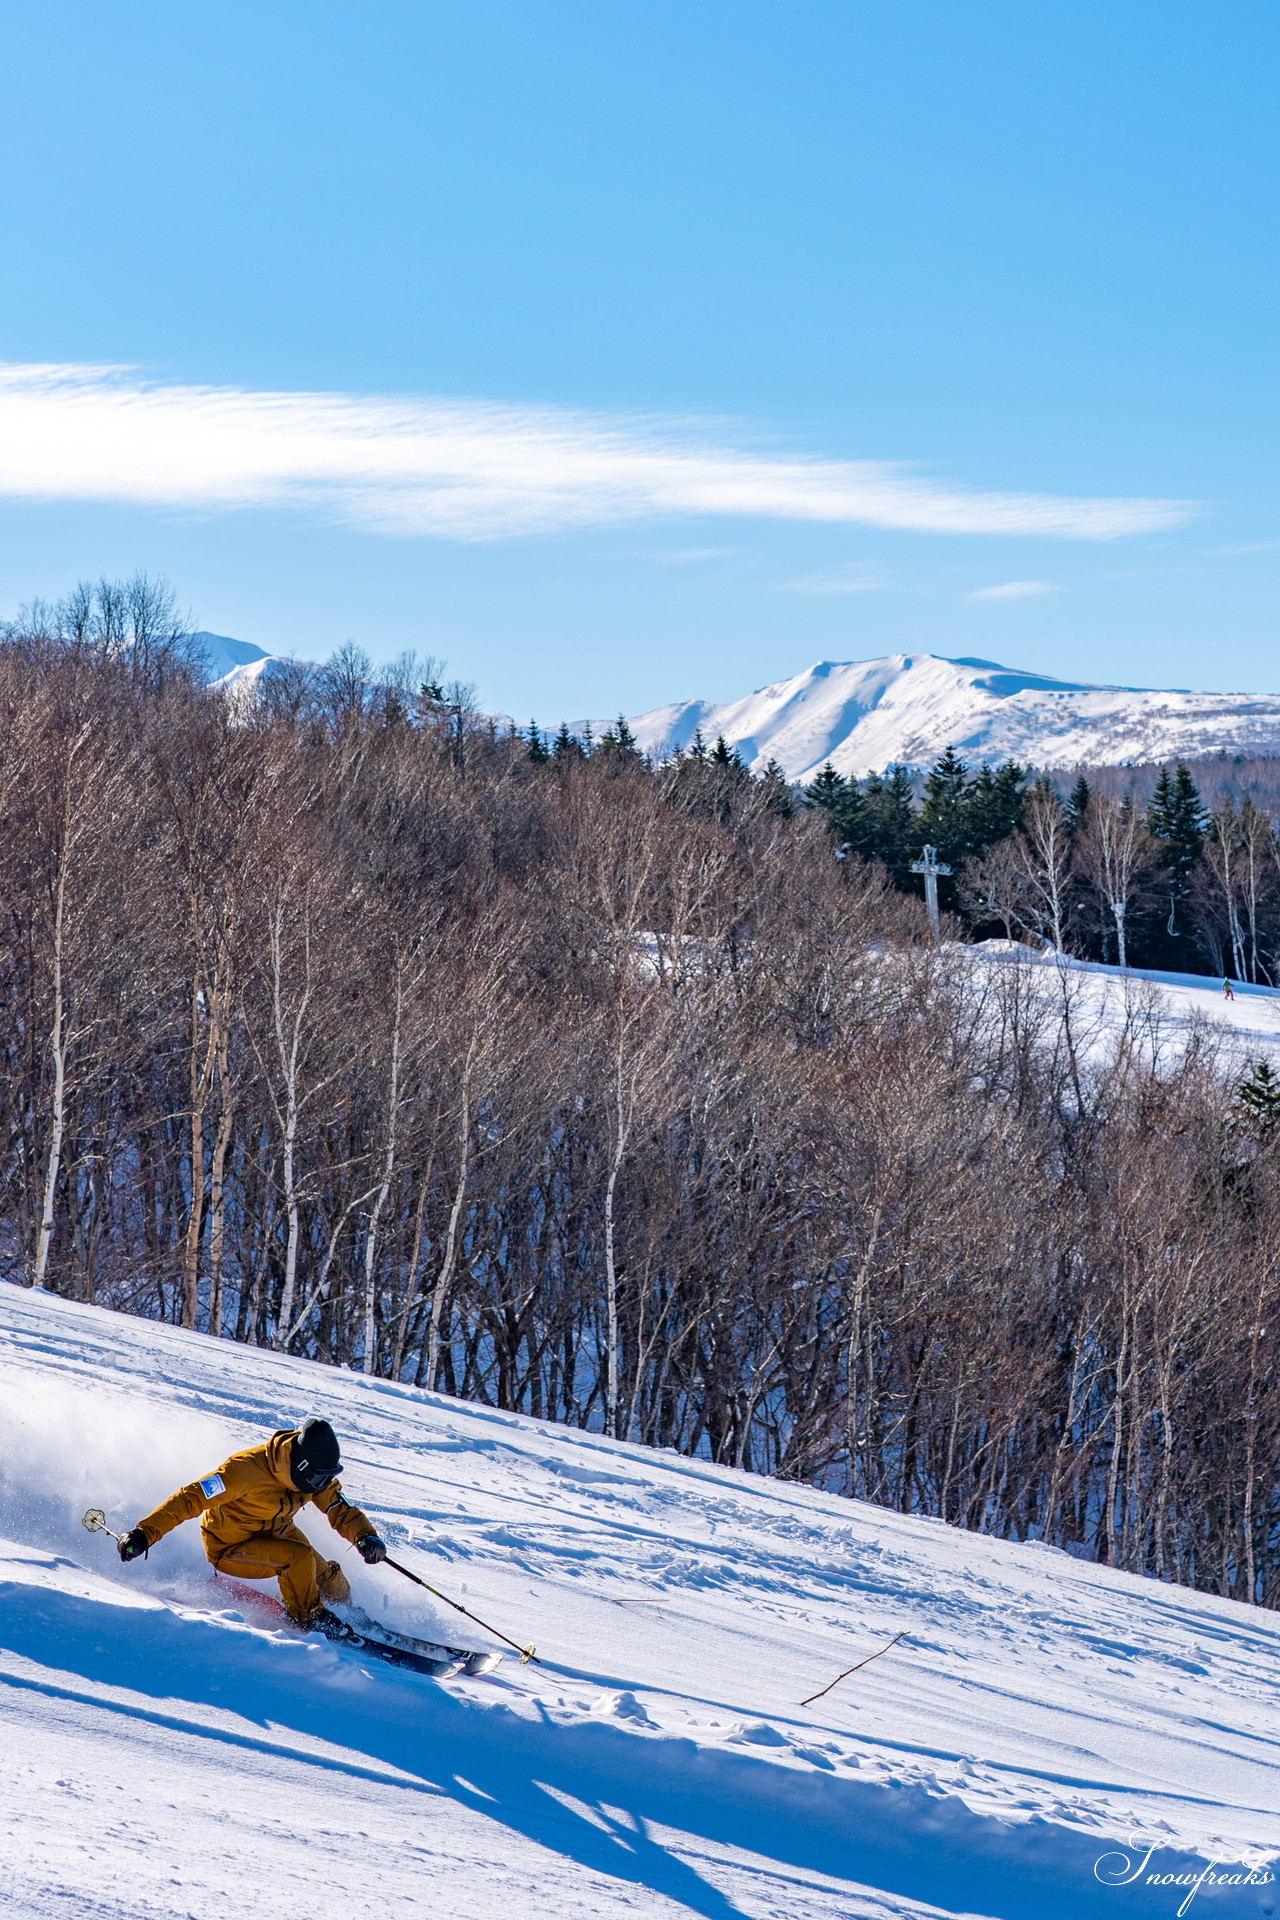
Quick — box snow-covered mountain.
[189,636,1280,778]
[189,629,290,693]
[620,653,1280,780]
[3,1273,1280,1918]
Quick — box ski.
[348,1633,466,1679]
[367,1634,503,1678]
[312,1610,503,1678]
[453,1647,504,1677]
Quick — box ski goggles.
[294,1458,340,1492]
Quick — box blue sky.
[1,1,1277,723]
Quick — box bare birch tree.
[1077,793,1151,969]
[1013,785,1075,953]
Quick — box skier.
[114,1416,387,1634]
[1224,978,1236,1000]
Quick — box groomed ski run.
[2,1282,1278,1920]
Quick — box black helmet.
[290,1417,341,1493]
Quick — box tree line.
[5,581,1280,1609]
[802,746,1280,982]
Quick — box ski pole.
[81,1508,125,1544]
[383,1554,540,1665]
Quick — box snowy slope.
[617,654,1280,779]
[189,630,290,693]
[958,940,1280,1069]
[2,1287,1279,1919]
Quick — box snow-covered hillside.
[619,654,1280,779]
[189,630,290,694]
[960,939,1280,1069]
[2,1284,1279,1919]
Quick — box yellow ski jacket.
[136,1428,375,1558]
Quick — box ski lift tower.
[910,844,951,941]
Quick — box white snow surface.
[2,1285,1279,1920]
[614,653,1280,779]
[957,940,1280,1070]
[189,630,288,694]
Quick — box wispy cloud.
[786,564,888,595]
[0,363,1195,543]
[970,579,1059,601]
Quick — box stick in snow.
[799,1631,905,1707]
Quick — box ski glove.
[356,1533,387,1565]
[117,1528,149,1563]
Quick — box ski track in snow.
[1,1285,1279,1918]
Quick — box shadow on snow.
[0,1582,1262,1920]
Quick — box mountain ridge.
[190,633,1280,780]
[189,630,286,692]
[611,651,1280,780]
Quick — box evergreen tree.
[1146,763,1206,942]
[1235,1058,1280,1134]
[526,721,550,764]
[708,737,751,819]
[802,762,874,855]
[1147,767,1173,833]
[758,758,794,818]
[966,761,1027,854]
[1147,763,1206,867]
[597,715,642,767]
[862,765,917,875]
[802,763,848,818]
[668,730,750,822]
[552,722,586,764]
[834,778,875,856]
[917,747,971,864]
[1066,776,1091,829]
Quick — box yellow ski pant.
[209,1524,351,1625]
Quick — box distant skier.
[1224,978,1236,1000]
[114,1417,387,1631]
